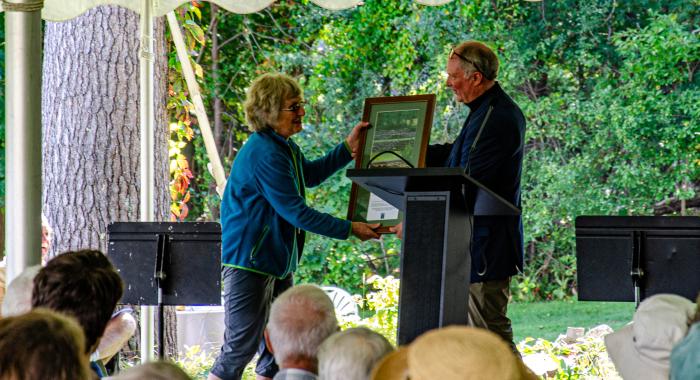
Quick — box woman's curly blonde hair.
[244,73,303,133]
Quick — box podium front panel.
[398,194,446,344]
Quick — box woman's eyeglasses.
[281,101,306,113]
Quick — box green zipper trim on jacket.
[249,224,270,262]
[288,145,303,195]
[286,145,303,276]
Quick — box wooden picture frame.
[347,94,436,233]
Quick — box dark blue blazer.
[427,82,525,282]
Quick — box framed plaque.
[347,94,436,233]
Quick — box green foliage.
[339,275,400,344]
[518,335,620,379]
[176,345,217,379]
[172,0,699,299]
[167,3,206,221]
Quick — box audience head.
[265,284,338,371]
[32,249,124,354]
[0,308,91,380]
[670,322,700,380]
[319,327,394,380]
[1,265,40,317]
[604,293,695,380]
[372,326,536,380]
[112,361,192,380]
[41,213,54,263]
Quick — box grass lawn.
[509,300,636,343]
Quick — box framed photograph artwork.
[347,94,436,233]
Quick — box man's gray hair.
[453,41,499,81]
[318,327,394,380]
[267,284,338,365]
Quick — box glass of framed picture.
[347,94,436,233]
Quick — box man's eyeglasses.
[449,47,484,75]
[281,101,306,113]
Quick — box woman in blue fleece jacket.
[209,73,379,380]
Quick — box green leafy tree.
[170,0,699,299]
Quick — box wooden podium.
[347,168,519,344]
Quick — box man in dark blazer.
[392,40,525,351]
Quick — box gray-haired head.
[266,284,338,367]
[451,41,499,81]
[244,72,303,133]
[318,327,394,380]
[1,265,41,317]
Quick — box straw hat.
[371,347,409,380]
[371,326,536,380]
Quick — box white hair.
[1,265,41,317]
[267,284,338,365]
[318,327,394,380]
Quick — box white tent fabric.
[1,0,455,20]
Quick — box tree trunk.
[41,5,177,361]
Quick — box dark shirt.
[427,82,525,282]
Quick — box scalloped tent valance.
[1,0,455,20]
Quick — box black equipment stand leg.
[631,231,644,308]
[155,234,167,359]
[397,191,472,345]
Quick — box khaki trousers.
[468,278,517,352]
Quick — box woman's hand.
[345,121,371,159]
[351,222,381,241]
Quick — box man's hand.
[389,222,403,239]
[351,222,380,241]
[345,121,371,159]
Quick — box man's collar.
[465,81,499,111]
[275,367,318,380]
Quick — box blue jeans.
[210,267,293,380]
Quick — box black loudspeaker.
[576,216,700,304]
[108,222,221,306]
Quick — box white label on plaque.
[366,193,399,221]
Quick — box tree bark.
[41,5,177,361]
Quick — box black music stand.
[108,222,222,358]
[347,167,519,344]
[576,216,700,306]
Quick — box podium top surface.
[347,167,468,179]
[576,216,700,230]
[108,222,221,235]
[347,167,519,216]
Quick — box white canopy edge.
[0,0,454,20]
[0,0,456,20]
